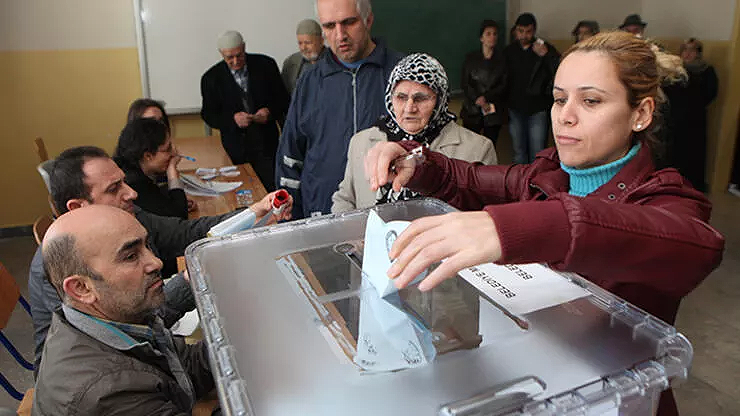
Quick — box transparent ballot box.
[185,199,692,416]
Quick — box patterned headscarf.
[374,54,456,205]
[376,53,456,145]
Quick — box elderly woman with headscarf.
[331,53,497,212]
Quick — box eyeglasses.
[392,92,436,106]
[157,142,173,154]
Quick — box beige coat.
[331,122,497,212]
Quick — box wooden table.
[173,136,267,219]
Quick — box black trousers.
[221,127,277,192]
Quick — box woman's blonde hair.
[562,31,686,158]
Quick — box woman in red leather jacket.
[365,32,724,415]
[366,32,726,340]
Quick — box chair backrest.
[37,159,54,193]
[33,216,54,246]
[33,137,48,163]
[0,262,21,330]
[48,195,60,218]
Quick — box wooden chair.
[33,215,54,246]
[33,137,48,163]
[16,388,33,416]
[0,262,34,401]
[37,159,54,193]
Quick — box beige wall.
[508,0,735,41]
[642,0,735,40]
[508,0,641,40]
[0,0,210,227]
[0,0,138,50]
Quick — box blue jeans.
[508,109,549,164]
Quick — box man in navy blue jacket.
[275,0,403,218]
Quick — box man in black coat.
[503,13,559,164]
[200,30,289,191]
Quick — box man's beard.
[97,271,165,324]
[302,51,320,62]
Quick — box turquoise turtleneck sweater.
[560,143,641,197]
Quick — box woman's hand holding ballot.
[365,141,503,292]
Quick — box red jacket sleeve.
[404,144,725,299]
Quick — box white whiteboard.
[133,0,317,114]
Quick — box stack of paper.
[181,174,242,197]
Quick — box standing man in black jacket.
[201,30,289,191]
[503,13,560,164]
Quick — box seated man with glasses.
[331,53,498,212]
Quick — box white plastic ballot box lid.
[185,199,692,416]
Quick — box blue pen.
[179,154,196,162]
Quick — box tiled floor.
[1,136,738,414]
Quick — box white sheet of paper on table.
[181,174,242,195]
[457,262,590,316]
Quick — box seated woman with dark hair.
[114,118,188,218]
[127,98,171,128]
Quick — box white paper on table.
[181,174,242,194]
[361,210,426,298]
[457,263,590,316]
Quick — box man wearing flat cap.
[282,19,326,95]
[620,14,647,37]
[201,30,289,191]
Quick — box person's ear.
[142,151,156,162]
[365,12,374,31]
[632,97,655,132]
[62,275,99,305]
[66,198,90,212]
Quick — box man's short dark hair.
[113,118,170,168]
[514,13,537,30]
[126,98,170,132]
[43,234,103,301]
[479,19,499,37]
[50,146,110,215]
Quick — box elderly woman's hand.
[387,211,503,291]
[365,141,417,193]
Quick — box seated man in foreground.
[29,146,291,372]
[33,205,214,414]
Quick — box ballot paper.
[457,263,590,316]
[354,210,435,372]
[361,210,427,298]
[354,279,436,372]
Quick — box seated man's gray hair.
[43,234,103,301]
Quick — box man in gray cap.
[281,19,326,94]
[619,14,647,37]
[200,30,289,191]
